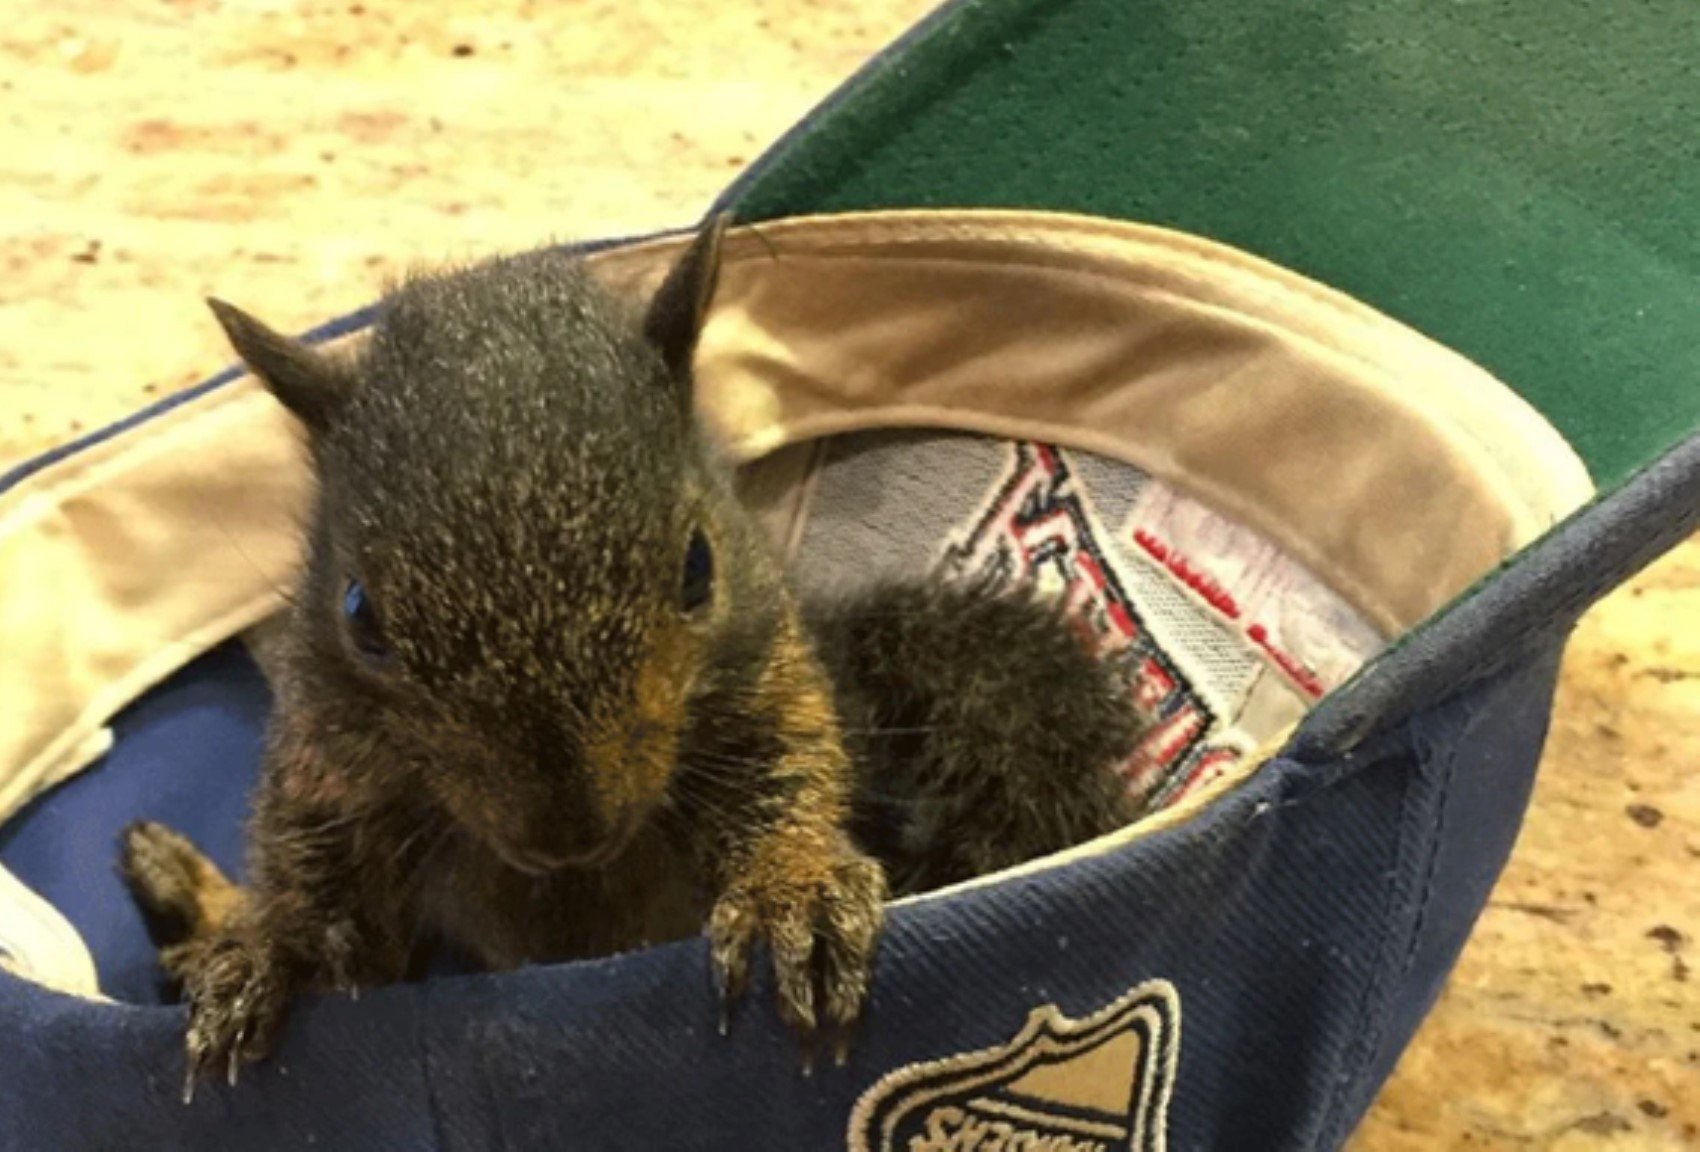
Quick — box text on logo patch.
[848,981,1181,1152]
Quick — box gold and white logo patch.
[848,981,1181,1152]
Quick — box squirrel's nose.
[625,719,664,751]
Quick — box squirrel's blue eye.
[681,528,714,616]
[342,579,390,662]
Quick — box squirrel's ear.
[642,212,729,396]
[207,298,353,429]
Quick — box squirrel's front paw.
[708,836,887,1066]
[178,928,290,1100]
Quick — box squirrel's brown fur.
[119,218,1147,1092]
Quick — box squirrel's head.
[213,216,776,873]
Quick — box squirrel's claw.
[708,836,886,1069]
[707,892,755,1026]
[176,928,287,1103]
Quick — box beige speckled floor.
[3,3,1696,1146]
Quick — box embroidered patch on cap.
[785,429,1384,812]
[848,981,1181,1152]
[938,442,1236,800]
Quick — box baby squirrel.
[120,215,1147,1092]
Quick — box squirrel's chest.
[419,828,708,970]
